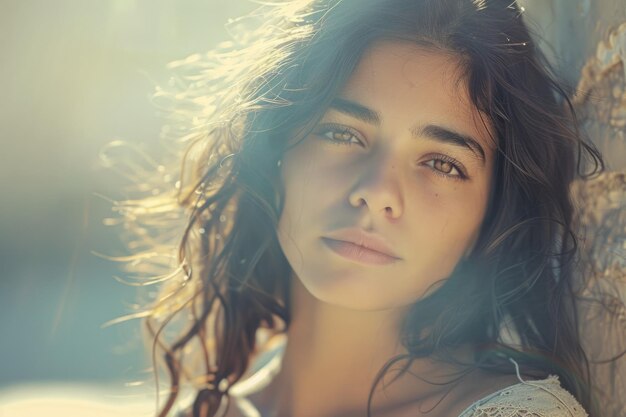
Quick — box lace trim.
[457,359,588,417]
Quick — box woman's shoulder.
[457,374,588,417]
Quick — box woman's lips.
[321,237,401,265]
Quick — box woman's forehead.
[336,40,497,151]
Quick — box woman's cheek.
[410,175,450,208]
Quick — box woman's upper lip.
[322,228,402,259]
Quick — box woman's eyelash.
[422,156,468,181]
[314,124,364,146]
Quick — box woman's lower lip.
[321,238,400,265]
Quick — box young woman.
[117,0,610,416]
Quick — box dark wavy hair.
[112,1,606,416]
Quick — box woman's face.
[277,41,496,310]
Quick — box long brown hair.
[112,1,606,416]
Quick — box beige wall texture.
[522,2,626,417]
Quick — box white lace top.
[188,340,589,417]
[456,374,588,417]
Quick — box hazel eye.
[314,124,364,146]
[431,159,457,174]
[423,156,468,181]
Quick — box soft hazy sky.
[0,0,255,388]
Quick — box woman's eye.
[423,157,468,181]
[314,124,364,146]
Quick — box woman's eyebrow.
[412,124,486,165]
[328,97,486,165]
[329,98,381,124]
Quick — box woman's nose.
[347,160,404,220]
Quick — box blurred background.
[0,0,624,415]
[0,0,257,413]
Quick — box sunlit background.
[0,1,256,414]
[0,0,624,415]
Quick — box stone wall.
[522,2,625,416]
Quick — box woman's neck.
[256,277,476,417]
